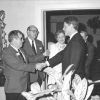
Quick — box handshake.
[36,62,56,78]
[35,62,47,71]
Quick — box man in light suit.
[22,25,49,88]
[45,16,87,79]
[2,30,46,100]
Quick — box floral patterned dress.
[48,42,66,85]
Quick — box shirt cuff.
[45,61,50,66]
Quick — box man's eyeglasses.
[29,30,39,34]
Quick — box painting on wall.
[43,9,100,47]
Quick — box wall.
[0,0,100,44]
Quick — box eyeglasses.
[29,30,39,34]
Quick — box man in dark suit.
[78,23,95,79]
[45,16,87,79]
[2,30,46,100]
[22,25,49,89]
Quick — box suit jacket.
[85,41,95,78]
[22,38,45,83]
[48,33,87,78]
[2,45,36,93]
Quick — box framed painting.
[43,9,100,47]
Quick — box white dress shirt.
[28,37,37,53]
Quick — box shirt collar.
[28,37,32,45]
[28,37,36,47]
[10,44,18,52]
[70,31,78,40]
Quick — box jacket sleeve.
[2,49,36,72]
[48,49,65,67]
[28,54,45,63]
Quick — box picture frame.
[43,9,100,47]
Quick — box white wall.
[0,0,100,43]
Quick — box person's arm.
[28,54,45,63]
[48,49,65,67]
[2,49,45,72]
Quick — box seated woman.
[48,30,66,86]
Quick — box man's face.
[28,27,39,41]
[14,33,23,49]
[63,22,72,36]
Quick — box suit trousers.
[5,93,26,100]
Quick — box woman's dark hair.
[78,23,87,33]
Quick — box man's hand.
[35,63,47,71]
[43,67,55,76]
[43,49,50,56]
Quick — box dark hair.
[87,34,93,43]
[64,16,79,30]
[78,23,87,33]
[55,30,65,40]
[78,23,89,38]
[8,30,23,42]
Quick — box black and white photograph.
[0,0,100,100]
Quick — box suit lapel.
[9,45,18,56]
[9,45,21,62]
[9,45,27,63]
[35,39,44,54]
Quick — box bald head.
[27,25,38,32]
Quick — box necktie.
[32,41,36,55]
[18,49,26,63]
